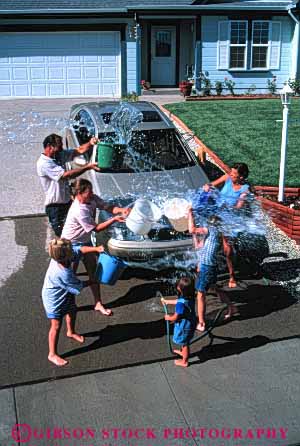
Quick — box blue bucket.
[96,252,127,285]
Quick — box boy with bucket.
[42,238,104,367]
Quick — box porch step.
[141,88,180,96]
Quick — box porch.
[139,18,198,88]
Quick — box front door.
[151,26,176,86]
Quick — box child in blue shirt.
[203,162,250,288]
[42,238,104,367]
[188,209,236,332]
[161,277,196,368]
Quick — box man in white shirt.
[37,133,100,236]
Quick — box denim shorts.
[195,264,217,293]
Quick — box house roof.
[0,0,296,13]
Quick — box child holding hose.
[161,276,196,368]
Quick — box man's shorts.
[195,264,217,293]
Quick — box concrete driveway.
[0,96,299,446]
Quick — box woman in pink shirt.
[61,178,130,316]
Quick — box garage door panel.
[14,85,30,96]
[32,84,47,96]
[84,84,100,95]
[67,84,82,95]
[0,68,10,80]
[0,85,10,95]
[66,56,81,63]
[48,67,65,80]
[67,67,82,80]
[102,66,117,80]
[49,84,65,96]
[13,68,28,80]
[30,67,46,80]
[0,31,121,98]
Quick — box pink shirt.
[61,195,105,243]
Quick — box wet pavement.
[0,97,300,446]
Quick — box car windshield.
[96,129,195,172]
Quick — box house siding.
[126,40,137,94]
[201,15,294,93]
[179,21,195,81]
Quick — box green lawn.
[165,99,300,187]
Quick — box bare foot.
[228,278,237,288]
[67,333,85,343]
[48,354,68,367]
[173,349,183,357]
[94,303,113,316]
[196,321,206,332]
[174,359,188,367]
[224,305,238,320]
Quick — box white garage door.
[0,31,121,98]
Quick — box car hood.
[87,165,208,202]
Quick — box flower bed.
[186,94,281,102]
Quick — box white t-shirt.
[61,195,106,244]
[36,150,75,206]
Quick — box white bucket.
[126,199,162,235]
[164,198,191,232]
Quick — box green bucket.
[97,142,114,168]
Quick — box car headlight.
[112,226,145,242]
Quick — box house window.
[155,31,172,57]
[218,20,281,71]
[229,21,247,69]
[252,21,269,69]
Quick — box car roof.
[70,101,175,132]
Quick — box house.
[0,0,299,98]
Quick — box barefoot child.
[203,162,249,288]
[161,277,196,367]
[42,238,104,367]
[188,209,236,332]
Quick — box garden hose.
[157,291,228,355]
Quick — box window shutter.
[269,21,281,69]
[218,21,229,69]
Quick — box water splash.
[109,102,143,145]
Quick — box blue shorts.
[45,293,77,320]
[195,264,217,293]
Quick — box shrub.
[245,84,256,95]
[121,92,139,102]
[267,76,277,95]
[224,78,235,95]
[215,81,223,96]
[199,72,212,96]
[288,78,300,95]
